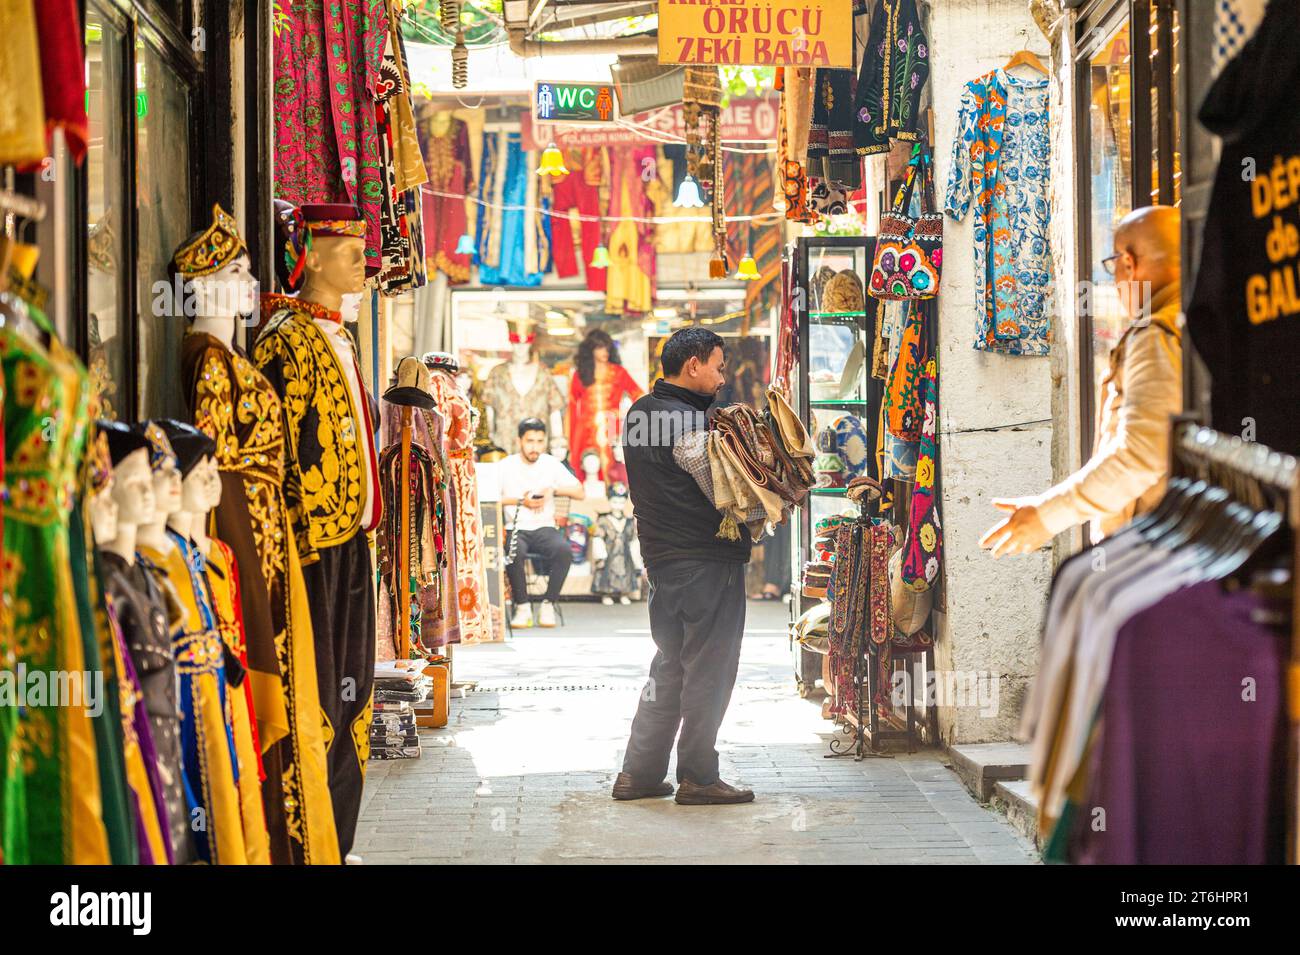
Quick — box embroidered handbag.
[869,150,943,301]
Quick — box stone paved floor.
[354,600,1037,864]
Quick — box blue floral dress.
[945,68,1054,356]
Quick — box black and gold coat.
[253,294,380,563]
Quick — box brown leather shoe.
[674,778,755,805]
[611,772,674,801]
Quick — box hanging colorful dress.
[944,68,1053,356]
[605,146,656,314]
[568,362,644,482]
[0,318,111,864]
[183,330,340,865]
[420,112,475,283]
[203,539,273,864]
[272,0,391,274]
[139,532,248,865]
[477,132,546,287]
[429,369,493,644]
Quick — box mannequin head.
[171,203,252,323]
[181,455,222,514]
[110,449,157,526]
[274,201,367,310]
[151,453,184,517]
[88,481,119,545]
[507,319,537,365]
[339,290,363,324]
[576,329,620,386]
[185,253,257,321]
[581,450,601,480]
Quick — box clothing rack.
[1169,419,1300,864]
[827,506,920,760]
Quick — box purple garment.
[1074,580,1288,865]
[105,596,175,866]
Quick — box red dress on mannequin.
[568,362,644,483]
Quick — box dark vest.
[622,379,752,570]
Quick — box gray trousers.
[621,559,747,786]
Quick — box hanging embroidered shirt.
[945,68,1054,356]
[854,0,930,157]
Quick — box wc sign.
[533,81,619,125]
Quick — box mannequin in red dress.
[567,329,644,484]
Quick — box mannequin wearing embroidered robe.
[97,426,192,863]
[0,290,111,865]
[483,324,566,457]
[176,210,339,865]
[135,420,249,865]
[255,201,380,857]
[89,424,172,865]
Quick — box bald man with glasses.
[981,205,1183,556]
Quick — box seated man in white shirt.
[499,417,585,628]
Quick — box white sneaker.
[510,604,534,629]
[537,601,558,628]
[601,596,614,606]
[619,595,632,605]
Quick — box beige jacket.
[1036,282,1184,540]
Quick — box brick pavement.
[354,600,1038,865]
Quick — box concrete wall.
[926,0,1057,743]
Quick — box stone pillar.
[927,0,1056,743]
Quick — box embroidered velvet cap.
[155,419,217,478]
[384,355,438,410]
[421,351,460,374]
[273,199,311,292]
[172,203,249,277]
[300,202,366,238]
[100,419,150,466]
[135,421,180,474]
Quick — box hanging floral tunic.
[854,0,930,157]
[944,68,1054,356]
[273,0,391,274]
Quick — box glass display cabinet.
[786,236,880,696]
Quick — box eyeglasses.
[1101,252,1124,276]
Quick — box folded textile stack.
[370,701,421,760]
[802,560,833,598]
[707,388,815,540]
[374,658,433,705]
[791,602,832,654]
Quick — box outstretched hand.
[978,498,1052,558]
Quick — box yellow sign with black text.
[657,0,853,68]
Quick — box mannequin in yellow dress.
[135,421,249,864]
[167,440,272,865]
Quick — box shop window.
[134,40,193,418]
[85,4,131,420]
[1084,16,1134,409]
[1075,0,1182,485]
[76,2,203,421]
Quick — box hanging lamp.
[538,143,569,177]
[735,254,761,281]
[673,174,706,208]
[589,245,611,269]
[455,233,475,255]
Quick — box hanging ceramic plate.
[835,414,870,480]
